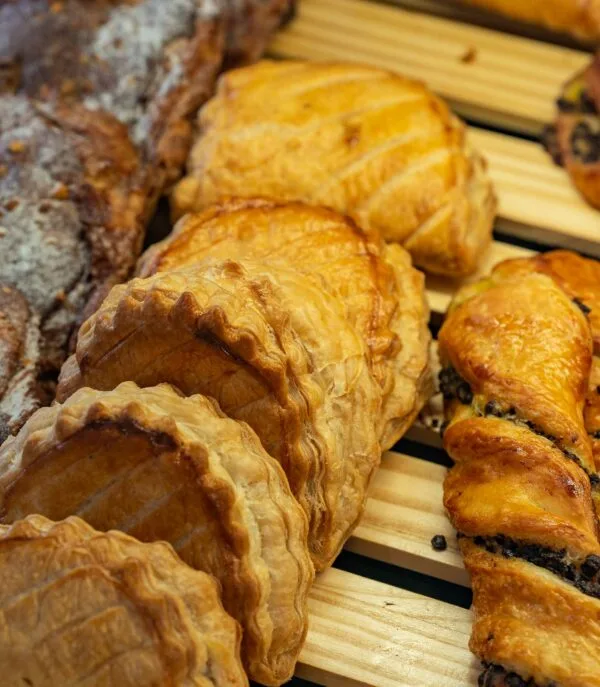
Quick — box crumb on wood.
[52,183,69,200]
[0,227,6,237]
[431,534,448,552]
[384,601,395,607]
[8,140,26,154]
[2,286,12,294]
[5,198,19,211]
[461,47,477,64]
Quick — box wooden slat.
[270,0,588,135]
[350,451,468,585]
[300,567,478,686]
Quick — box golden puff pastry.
[439,266,600,686]
[138,198,432,450]
[171,60,496,277]
[0,382,313,686]
[456,0,600,40]
[0,513,246,687]
[56,260,381,572]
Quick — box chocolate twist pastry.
[0,382,313,685]
[439,265,600,686]
[0,513,247,687]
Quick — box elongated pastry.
[455,0,600,39]
[0,514,247,687]
[171,60,496,277]
[439,263,600,686]
[0,382,313,685]
[0,96,146,440]
[56,259,380,572]
[138,198,432,450]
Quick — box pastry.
[138,197,432,450]
[546,54,600,210]
[0,382,313,685]
[455,0,600,40]
[0,513,247,687]
[0,96,146,439]
[171,60,496,277]
[439,263,600,686]
[56,259,381,572]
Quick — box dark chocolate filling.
[570,121,600,164]
[438,366,599,487]
[471,534,600,600]
[479,663,549,687]
[557,90,597,115]
[573,297,592,315]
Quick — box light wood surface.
[300,567,478,686]
[270,0,588,134]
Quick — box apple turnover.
[171,60,496,276]
[56,259,381,572]
[0,513,247,687]
[138,198,432,450]
[439,264,600,686]
[0,382,313,686]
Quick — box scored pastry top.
[0,381,313,686]
[0,513,247,687]
[138,197,432,450]
[57,258,381,572]
[172,59,496,276]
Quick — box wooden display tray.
[266,1,600,684]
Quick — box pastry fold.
[440,264,600,686]
[0,382,313,686]
[0,513,247,687]
[138,197,432,450]
[171,60,496,277]
[57,259,380,572]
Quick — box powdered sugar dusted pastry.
[172,60,496,276]
[0,514,247,687]
[0,382,313,685]
[57,259,381,571]
[138,198,432,450]
[0,96,146,440]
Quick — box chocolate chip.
[431,534,447,551]
[582,555,600,580]
[573,297,592,315]
[505,673,527,687]
[456,382,473,404]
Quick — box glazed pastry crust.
[0,382,313,685]
[463,540,600,687]
[457,0,600,39]
[138,197,432,450]
[171,60,496,277]
[440,264,600,686]
[57,260,380,572]
[0,513,247,687]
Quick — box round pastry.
[0,513,247,687]
[57,259,381,572]
[138,197,432,450]
[0,382,313,686]
[171,60,496,276]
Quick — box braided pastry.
[171,60,496,277]
[0,513,247,687]
[440,255,600,686]
[0,382,313,685]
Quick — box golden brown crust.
[137,197,432,449]
[57,259,379,573]
[440,260,600,686]
[0,513,247,687]
[0,382,313,685]
[463,540,600,687]
[457,0,600,39]
[171,60,496,277]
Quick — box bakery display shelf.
[268,1,600,684]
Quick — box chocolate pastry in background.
[138,198,432,451]
[545,53,600,210]
[0,514,247,687]
[439,259,600,686]
[455,0,600,40]
[0,96,146,439]
[172,60,497,277]
[0,382,313,685]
